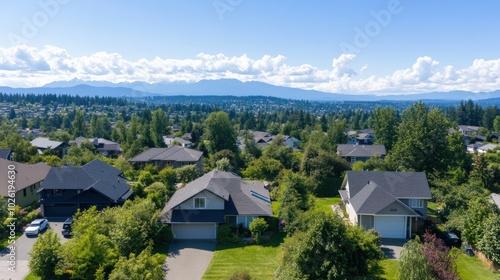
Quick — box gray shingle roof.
[39,159,131,202]
[30,137,63,149]
[337,144,386,158]
[349,182,418,215]
[344,171,431,199]
[0,159,51,197]
[129,146,202,163]
[163,170,272,218]
[0,149,12,159]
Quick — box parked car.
[463,242,475,256]
[25,219,49,236]
[443,231,461,247]
[61,217,73,237]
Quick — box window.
[350,157,357,164]
[409,199,423,208]
[23,189,26,197]
[194,197,206,209]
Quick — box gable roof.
[0,159,51,197]
[39,159,130,202]
[349,181,419,215]
[163,170,272,219]
[337,144,386,158]
[478,143,499,152]
[30,137,64,149]
[0,149,12,159]
[344,171,432,199]
[129,146,203,163]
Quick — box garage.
[43,204,78,218]
[374,216,406,239]
[172,223,217,240]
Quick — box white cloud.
[0,45,500,94]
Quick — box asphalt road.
[0,218,69,280]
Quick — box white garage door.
[172,223,216,239]
[374,216,406,239]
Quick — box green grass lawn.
[314,196,341,214]
[378,259,398,280]
[23,273,40,280]
[202,233,284,280]
[454,249,499,280]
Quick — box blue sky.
[1,0,500,95]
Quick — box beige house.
[0,159,51,208]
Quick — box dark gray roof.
[337,144,386,158]
[0,149,12,159]
[163,170,272,218]
[164,210,225,223]
[349,182,418,215]
[344,171,432,199]
[129,146,202,163]
[39,159,131,202]
[30,137,64,149]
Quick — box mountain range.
[0,79,499,102]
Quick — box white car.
[25,219,49,236]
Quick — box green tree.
[462,198,496,246]
[150,108,168,147]
[158,166,176,186]
[28,229,62,279]
[263,135,293,169]
[477,213,500,265]
[108,247,165,280]
[373,107,399,151]
[494,115,500,132]
[0,133,37,163]
[71,110,87,137]
[175,165,201,183]
[327,119,348,148]
[204,111,237,154]
[241,157,284,180]
[276,211,383,279]
[389,102,450,173]
[398,239,433,280]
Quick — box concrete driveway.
[380,238,408,260]
[0,218,69,280]
[165,240,216,280]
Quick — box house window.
[194,197,206,209]
[351,157,357,164]
[409,199,423,208]
[23,189,27,197]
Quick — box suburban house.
[129,146,203,172]
[339,171,432,239]
[0,159,51,207]
[30,137,69,157]
[467,143,484,153]
[337,144,386,164]
[237,131,301,151]
[163,135,193,148]
[161,170,273,239]
[69,136,122,157]
[477,143,499,153]
[347,129,375,145]
[38,159,133,217]
[19,128,46,138]
[458,125,482,136]
[0,148,13,160]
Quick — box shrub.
[217,225,239,245]
[249,218,268,243]
[154,223,174,243]
[23,208,42,224]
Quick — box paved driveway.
[165,240,216,280]
[0,218,69,280]
[380,238,408,260]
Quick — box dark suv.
[61,217,73,237]
[443,231,461,247]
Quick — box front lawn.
[314,196,341,214]
[202,233,284,280]
[378,259,398,280]
[454,249,499,280]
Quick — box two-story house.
[69,136,122,157]
[38,159,132,217]
[0,159,51,207]
[30,137,69,157]
[339,171,431,239]
[161,170,273,239]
